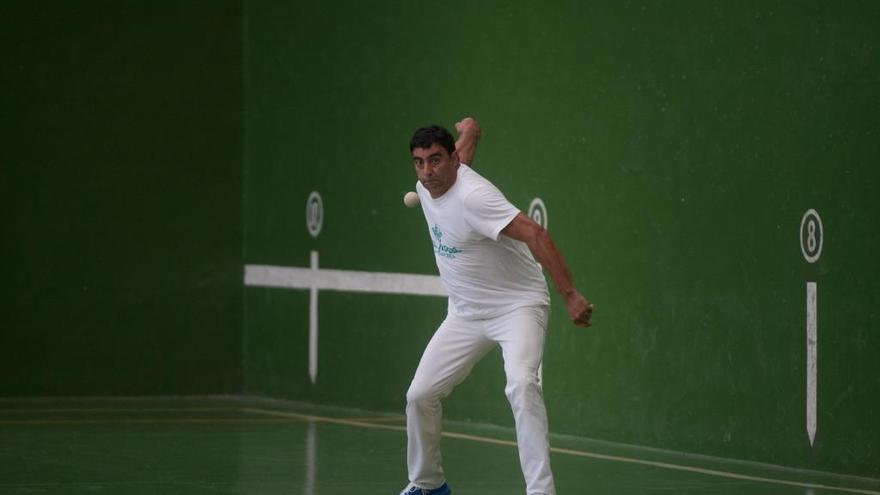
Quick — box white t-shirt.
[416,164,550,319]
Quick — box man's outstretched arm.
[502,213,593,327]
[455,117,481,166]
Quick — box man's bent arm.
[502,213,593,327]
[455,117,481,166]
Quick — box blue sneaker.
[399,482,451,495]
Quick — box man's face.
[412,143,459,198]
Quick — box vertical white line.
[807,282,817,446]
[309,251,319,384]
[304,421,316,495]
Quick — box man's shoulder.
[458,164,498,194]
[459,168,514,218]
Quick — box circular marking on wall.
[306,191,323,238]
[799,209,823,263]
[528,197,548,229]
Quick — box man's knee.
[406,380,441,405]
[504,373,542,403]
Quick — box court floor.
[1,397,877,495]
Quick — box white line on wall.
[244,261,447,384]
[308,252,319,384]
[244,263,447,296]
[806,281,818,447]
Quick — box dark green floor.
[1,397,877,494]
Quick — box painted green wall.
[242,1,879,477]
[1,1,243,395]
[5,0,873,481]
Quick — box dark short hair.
[409,125,455,154]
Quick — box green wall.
[243,0,879,478]
[2,0,876,481]
[1,1,243,395]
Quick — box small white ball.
[403,191,420,208]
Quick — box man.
[401,119,592,495]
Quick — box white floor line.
[243,407,880,495]
[0,418,297,425]
[0,407,239,414]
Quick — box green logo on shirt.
[432,224,461,259]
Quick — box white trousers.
[406,305,555,495]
